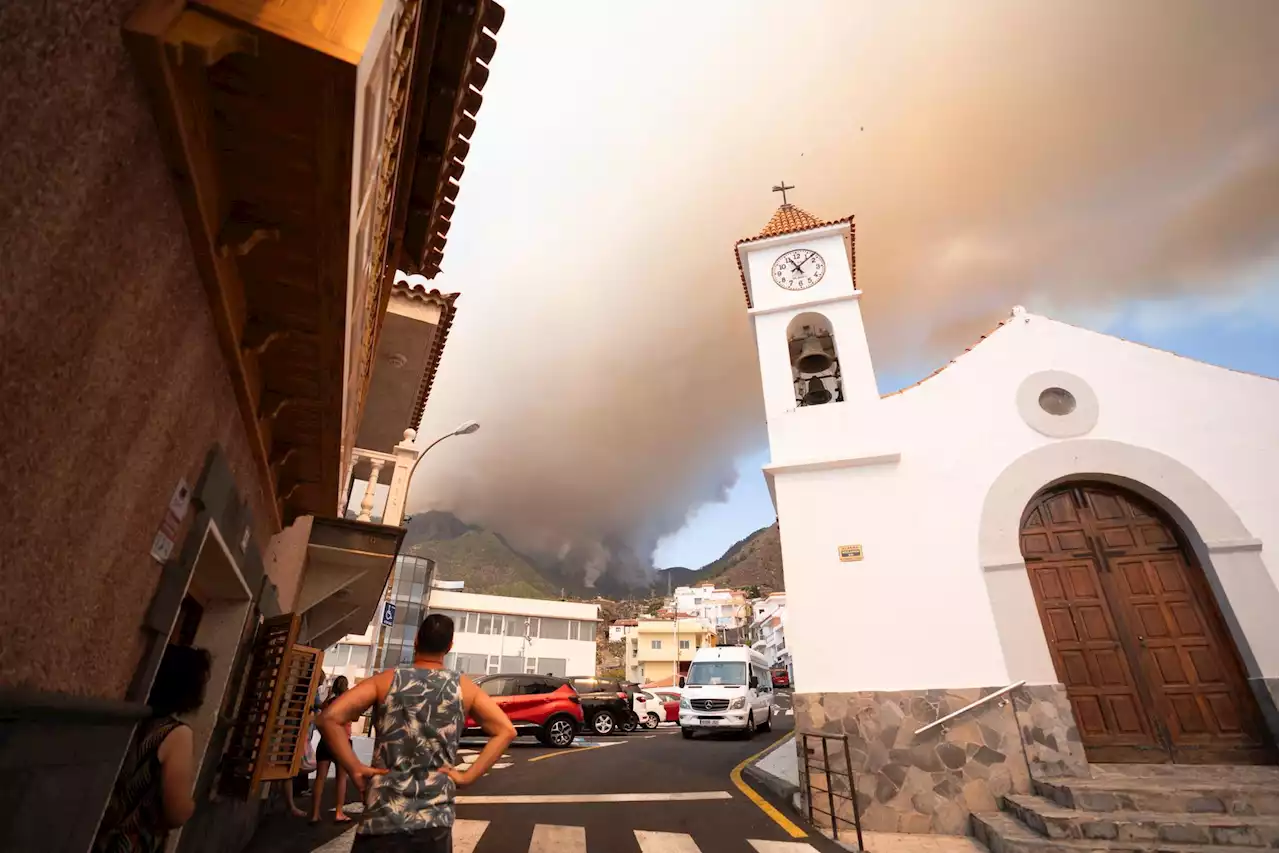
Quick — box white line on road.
[492,762,513,769]
[530,823,587,852]
[747,842,822,852]
[457,791,735,805]
[454,819,490,853]
[635,829,704,852]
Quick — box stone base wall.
[792,683,1087,835]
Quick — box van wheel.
[681,727,694,739]
[742,711,756,739]
[759,709,772,733]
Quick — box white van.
[678,645,773,738]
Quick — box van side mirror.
[678,676,686,688]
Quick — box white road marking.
[570,740,625,749]
[458,748,480,755]
[492,762,513,769]
[453,819,490,853]
[530,823,587,853]
[635,829,704,852]
[456,791,735,805]
[747,841,821,852]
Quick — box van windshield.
[685,661,747,686]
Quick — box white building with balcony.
[751,592,789,676]
[426,590,600,678]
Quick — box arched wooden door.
[1020,483,1274,764]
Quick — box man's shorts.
[351,827,452,852]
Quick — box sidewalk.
[742,735,987,853]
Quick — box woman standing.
[93,645,212,852]
[309,675,353,824]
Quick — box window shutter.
[218,613,325,798]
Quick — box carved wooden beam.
[163,10,257,68]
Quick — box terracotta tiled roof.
[392,281,460,429]
[756,203,822,238]
[733,205,855,308]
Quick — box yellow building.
[626,618,716,685]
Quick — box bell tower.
[734,190,881,463]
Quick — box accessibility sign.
[381,602,396,626]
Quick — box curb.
[741,734,801,804]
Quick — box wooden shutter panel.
[218,613,324,797]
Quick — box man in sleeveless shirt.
[319,614,517,852]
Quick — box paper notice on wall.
[838,544,863,562]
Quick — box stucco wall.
[770,312,1277,696]
[0,0,274,700]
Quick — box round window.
[1038,387,1077,416]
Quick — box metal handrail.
[913,680,1025,736]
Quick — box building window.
[1038,386,1077,416]
[651,640,662,650]
[679,640,690,650]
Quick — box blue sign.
[381,602,396,626]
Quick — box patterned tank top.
[93,716,184,853]
[359,666,463,835]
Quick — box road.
[247,691,844,853]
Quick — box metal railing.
[913,680,1025,736]
[798,731,864,851]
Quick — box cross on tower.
[771,181,795,206]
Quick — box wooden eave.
[389,0,504,278]
[123,0,501,528]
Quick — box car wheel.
[592,711,616,735]
[681,727,694,739]
[759,709,772,732]
[543,716,576,748]
[620,714,637,733]
[645,712,660,729]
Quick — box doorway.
[1020,482,1273,764]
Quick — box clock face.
[771,249,826,290]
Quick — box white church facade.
[734,201,1278,834]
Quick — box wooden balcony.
[123,0,502,528]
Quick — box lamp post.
[372,420,480,671]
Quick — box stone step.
[972,811,1276,853]
[1033,776,1280,816]
[1002,794,1280,848]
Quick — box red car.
[468,674,583,747]
[652,690,681,723]
[771,668,791,688]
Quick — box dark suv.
[468,674,583,747]
[568,676,633,735]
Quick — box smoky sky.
[400,0,1277,587]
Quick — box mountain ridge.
[401,510,782,599]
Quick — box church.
[734,198,1278,836]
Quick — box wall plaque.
[838,544,863,562]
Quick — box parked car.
[651,690,681,723]
[634,690,666,728]
[469,674,582,747]
[568,676,633,735]
[771,667,791,689]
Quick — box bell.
[802,377,832,406]
[795,336,833,374]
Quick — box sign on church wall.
[838,544,863,562]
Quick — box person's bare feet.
[290,807,306,818]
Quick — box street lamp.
[373,419,479,670]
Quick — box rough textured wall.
[0,0,275,699]
[792,684,1087,835]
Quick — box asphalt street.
[246,691,844,853]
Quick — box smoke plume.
[402,0,1277,588]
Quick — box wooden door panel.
[1023,484,1274,764]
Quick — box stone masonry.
[792,683,1088,835]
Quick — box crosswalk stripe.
[457,791,733,804]
[453,819,490,853]
[530,823,587,853]
[635,829,703,852]
[747,841,821,852]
